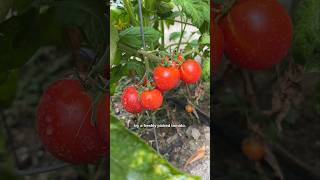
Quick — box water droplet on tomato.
[46,128,53,135]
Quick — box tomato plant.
[0,0,108,177]
[214,0,320,179]
[110,0,209,178]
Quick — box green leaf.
[110,64,129,95]
[0,8,64,71]
[111,24,119,65]
[0,0,107,72]
[110,115,200,180]
[0,0,13,21]
[127,60,146,78]
[52,0,106,50]
[0,69,18,107]
[199,33,210,45]
[292,0,320,72]
[169,32,181,41]
[119,26,161,49]
[173,0,209,28]
[201,58,210,82]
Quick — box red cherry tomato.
[121,86,143,113]
[153,65,180,91]
[220,0,292,70]
[177,54,184,62]
[37,79,105,164]
[180,60,202,84]
[141,89,163,110]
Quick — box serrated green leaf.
[199,33,210,45]
[110,64,129,95]
[119,26,161,49]
[292,0,320,71]
[110,115,200,180]
[173,0,209,28]
[201,58,210,82]
[127,60,146,78]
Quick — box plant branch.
[177,16,188,51]
[118,43,162,62]
[15,163,70,176]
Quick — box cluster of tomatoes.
[121,54,202,113]
[212,0,293,70]
[37,78,108,164]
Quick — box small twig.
[150,112,160,153]
[165,42,189,49]
[177,16,188,51]
[146,111,159,153]
[255,161,270,180]
[15,163,70,176]
[94,157,107,180]
[161,19,195,27]
[241,70,259,111]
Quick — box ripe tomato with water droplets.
[180,60,202,84]
[220,0,293,70]
[121,86,143,113]
[37,79,106,164]
[141,89,163,110]
[153,65,180,92]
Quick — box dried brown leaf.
[183,146,206,169]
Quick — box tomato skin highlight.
[121,86,143,113]
[180,60,202,84]
[153,65,180,92]
[221,0,293,70]
[141,89,163,110]
[37,79,105,164]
